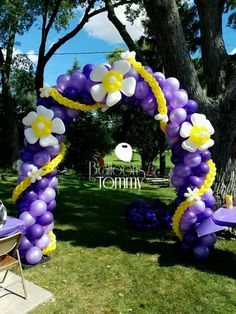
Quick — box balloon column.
[13,50,218,264]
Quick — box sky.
[14,4,236,86]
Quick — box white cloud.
[230,47,236,55]
[84,5,145,44]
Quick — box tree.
[34,0,134,93]
[141,0,236,204]
[0,0,37,166]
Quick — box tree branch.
[105,0,145,63]
[195,0,228,96]
[44,0,133,64]
[45,0,63,36]
[143,0,207,109]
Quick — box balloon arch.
[13,51,220,264]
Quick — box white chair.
[0,232,27,299]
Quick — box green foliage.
[67,58,81,75]
[106,48,126,64]
[64,111,115,173]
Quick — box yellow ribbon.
[12,143,66,204]
[172,159,217,240]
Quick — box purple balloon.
[174,164,191,177]
[39,187,56,204]
[170,90,188,109]
[26,246,42,264]
[164,77,180,92]
[185,99,198,114]
[19,148,33,161]
[50,105,66,120]
[48,177,58,189]
[83,64,95,79]
[124,67,139,80]
[34,233,50,250]
[189,200,205,214]
[45,145,61,157]
[66,108,79,119]
[19,236,33,251]
[20,162,35,176]
[193,162,210,176]
[33,151,51,167]
[47,200,57,211]
[69,71,86,92]
[166,123,180,137]
[171,175,186,187]
[141,95,156,112]
[134,81,149,99]
[16,200,30,213]
[201,150,212,162]
[181,209,197,223]
[34,177,49,190]
[199,233,217,246]
[37,211,54,226]
[197,207,213,222]
[22,190,38,202]
[184,152,201,168]
[169,108,187,125]
[44,222,54,233]
[204,195,216,208]
[19,211,36,228]
[27,224,44,240]
[30,200,47,217]
[192,243,209,260]
[188,176,203,188]
[56,74,71,90]
[184,232,196,244]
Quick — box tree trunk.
[0,24,18,167]
[195,0,228,97]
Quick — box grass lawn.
[1,172,236,313]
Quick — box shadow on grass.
[54,177,236,280]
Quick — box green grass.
[105,150,173,170]
[1,173,236,313]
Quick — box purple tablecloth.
[0,216,24,237]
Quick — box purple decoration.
[64,87,79,100]
[34,234,51,250]
[37,211,54,226]
[199,233,217,247]
[134,81,149,99]
[166,123,180,137]
[82,64,95,79]
[33,151,51,167]
[141,95,156,113]
[38,187,56,204]
[69,70,86,92]
[171,175,186,187]
[19,236,33,251]
[204,195,216,208]
[22,190,38,203]
[47,200,57,211]
[188,176,203,188]
[44,222,54,233]
[34,177,49,190]
[56,74,71,91]
[19,211,36,228]
[185,100,198,114]
[30,200,47,217]
[169,108,187,125]
[201,150,212,161]
[189,201,205,215]
[26,246,42,264]
[20,148,33,161]
[45,145,61,157]
[192,243,209,260]
[48,177,58,189]
[20,162,35,176]
[164,77,180,92]
[170,91,188,109]
[50,105,66,120]
[193,162,210,176]
[174,164,191,177]
[124,68,139,80]
[184,152,201,168]
[27,224,44,240]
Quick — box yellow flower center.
[102,70,123,93]
[31,115,52,138]
[189,125,210,147]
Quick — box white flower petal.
[106,91,122,107]
[121,51,136,60]
[154,114,168,123]
[191,113,206,126]
[199,139,214,151]
[120,77,136,96]
[113,60,131,75]
[193,188,199,194]
[101,105,110,112]
[51,118,65,134]
[181,139,197,152]
[22,111,37,126]
[25,128,38,144]
[90,65,108,82]
[40,134,58,147]
[37,105,54,120]
[91,83,107,102]
[204,120,215,135]
[180,122,192,138]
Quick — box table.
[0,216,24,237]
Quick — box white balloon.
[115,143,133,162]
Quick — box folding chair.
[0,232,27,299]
